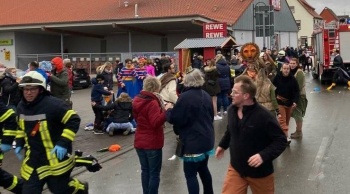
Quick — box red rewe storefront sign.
[203,22,227,38]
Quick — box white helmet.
[19,71,46,89]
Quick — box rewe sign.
[203,23,227,38]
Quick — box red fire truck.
[312,21,350,84]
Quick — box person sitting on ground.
[327,49,350,90]
[92,92,134,136]
[91,74,113,135]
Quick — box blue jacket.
[167,87,214,155]
[216,59,231,91]
[91,78,112,102]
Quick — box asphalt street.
[2,73,350,194]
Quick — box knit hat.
[96,74,105,81]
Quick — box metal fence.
[16,52,178,74]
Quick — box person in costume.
[116,58,136,98]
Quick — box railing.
[16,52,178,75]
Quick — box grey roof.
[174,37,237,49]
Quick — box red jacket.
[133,91,166,149]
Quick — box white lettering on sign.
[205,32,224,38]
[205,23,224,30]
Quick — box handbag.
[175,137,184,157]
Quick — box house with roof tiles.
[286,0,323,47]
[0,0,297,69]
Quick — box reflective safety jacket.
[16,94,81,180]
[0,102,17,165]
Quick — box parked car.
[73,68,91,89]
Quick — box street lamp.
[253,2,273,48]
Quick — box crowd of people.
[3,42,346,193]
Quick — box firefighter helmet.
[19,71,46,89]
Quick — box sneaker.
[214,115,222,121]
[287,137,292,145]
[123,128,131,136]
[108,127,114,136]
[223,111,227,115]
[290,131,303,139]
[168,154,177,161]
[84,126,94,131]
[93,130,104,135]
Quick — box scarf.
[159,72,176,91]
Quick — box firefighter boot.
[327,83,336,90]
[347,81,350,90]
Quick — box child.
[91,74,112,134]
[92,92,134,136]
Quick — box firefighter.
[15,71,88,194]
[0,101,23,193]
[327,49,350,90]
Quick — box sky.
[304,0,349,15]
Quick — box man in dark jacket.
[327,50,350,90]
[1,68,22,109]
[216,75,287,194]
[273,63,299,144]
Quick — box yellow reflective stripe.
[61,110,76,124]
[0,109,14,122]
[21,160,33,181]
[3,129,17,137]
[18,119,25,130]
[6,176,18,191]
[16,130,25,138]
[39,121,58,166]
[62,129,76,141]
[75,159,93,165]
[0,153,3,160]
[37,157,75,180]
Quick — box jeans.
[107,122,133,133]
[136,149,162,194]
[183,156,213,194]
[217,89,230,112]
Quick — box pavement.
[3,72,350,193]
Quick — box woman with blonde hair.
[261,52,277,81]
[202,59,222,120]
[133,76,169,194]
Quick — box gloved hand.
[15,146,24,161]
[51,145,67,161]
[0,144,12,153]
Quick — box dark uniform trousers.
[22,168,87,194]
[0,168,23,194]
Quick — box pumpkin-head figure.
[240,42,260,63]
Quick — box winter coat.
[101,71,114,90]
[90,78,112,102]
[216,59,231,91]
[50,68,70,102]
[218,102,287,178]
[133,91,166,149]
[202,66,221,96]
[1,75,22,106]
[94,101,133,123]
[166,87,214,155]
